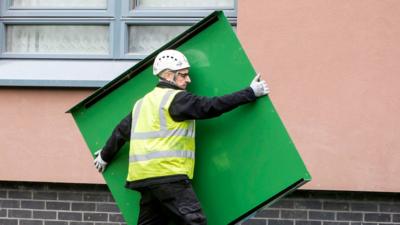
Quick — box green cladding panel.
[68,11,311,225]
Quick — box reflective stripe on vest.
[130,90,195,140]
[129,150,195,162]
[127,88,196,182]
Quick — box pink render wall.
[0,89,104,184]
[237,0,400,192]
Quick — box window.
[0,0,237,60]
[0,0,237,87]
[9,0,108,9]
[128,25,190,55]
[133,0,234,8]
[6,25,109,54]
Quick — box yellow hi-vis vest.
[126,87,196,182]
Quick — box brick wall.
[1,181,399,225]
[0,182,125,225]
[242,191,400,225]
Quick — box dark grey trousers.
[138,179,207,225]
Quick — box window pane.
[10,0,107,9]
[134,0,234,8]
[128,26,189,55]
[6,25,109,54]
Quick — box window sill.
[0,59,137,87]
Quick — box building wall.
[1,181,399,225]
[1,0,400,193]
[0,181,124,225]
[2,1,399,225]
[0,88,103,184]
[237,0,400,192]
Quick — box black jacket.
[101,81,257,189]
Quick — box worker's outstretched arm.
[169,74,269,121]
[93,113,132,172]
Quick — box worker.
[93,49,269,225]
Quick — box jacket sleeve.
[100,113,132,163]
[169,87,257,122]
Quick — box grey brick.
[93,184,112,192]
[255,209,280,218]
[0,209,6,217]
[14,182,47,190]
[394,214,400,222]
[33,210,57,219]
[8,191,32,199]
[296,221,321,225]
[0,190,6,198]
[323,202,349,211]
[364,193,396,202]
[270,200,294,209]
[364,213,391,222]
[281,210,308,219]
[48,183,92,192]
[309,211,335,220]
[20,220,43,225]
[337,212,363,221]
[109,214,125,222]
[308,192,338,200]
[286,190,310,199]
[380,203,400,212]
[58,212,82,221]
[84,213,108,222]
[72,203,96,211]
[84,193,109,202]
[351,202,378,212]
[243,219,266,225]
[46,201,70,210]
[351,223,377,225]
[0,199,20,208]
[107,194,115,202]
[323,222,349,225]
[0,182,19,189]
[336,192,366,201]
[8,209,32,218]
[71,222,94,225]
[294,200,322,210]
[268,219,294,225]
[45,221,68,225]
[34,192,57,200]
[96,203,120,212]
[0,219,18,225]
[58,192,83,201]
[48,183,107,192]
[21,200,45,209]
[94,223,120,225]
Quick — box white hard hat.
[153,49,190,75]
